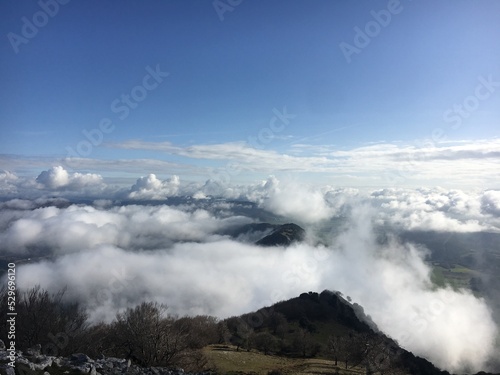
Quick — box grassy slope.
[430,263,477,290]
[203,345,366,375]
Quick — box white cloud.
[0,203,252,256]
[323,206,497,373]
[482,190,500,216]
[13,205,498,373]
[36,166,70,188]
[0,170,18,182]
[0,170,21,196]
[107,138,500,188]
[128,174,180,199]
[245,176,336,223]
[2,168,500,233]
[36,166,103,190]
[2,138,499,189]
[372,188,499,233]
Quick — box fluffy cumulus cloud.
[2,167,500,233]
[36,166,103,190]
[371,188,500,232]
[245,176,336,223]
[482,190,500,216]
[127,174,180,199]
[0,167,109,199]
[0,170,23,196]
[241,179,500,232]
[0,170,18,185]
[12,204,498,373]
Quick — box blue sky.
[1,0,499,187]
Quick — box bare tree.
[329,332,407,374]
[327,335,341,366]
[292,328,320,358]
[0,285,88,355]
[225,316,253,351]
[215,320,230,344]
[250,332,277,355]
[333,331,367,370]
[363,335,407,375]
[266,311,288,338]
[113,301,189,367]
[176,315,220,349]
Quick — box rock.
[31,357,53,371]
[27,344,42,356]
[69,352,92,363]
[16,355,30,365]
[0,347,208,375]
[256,223,305,246]
[52,356,64,366]
[0,339,5,350]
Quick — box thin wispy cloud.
[105,138,500,187]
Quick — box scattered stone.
[27,344,42,356]
[70,353,92,364]
[31,357,53,371]
[0,346,211,375]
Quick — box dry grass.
[203,345,366,375]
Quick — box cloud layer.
[9,203,496,373]
[0,203,252,256]
[2,167,500,372]
[2,138,499,188]
[1,166,500,231]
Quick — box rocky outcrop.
[255,223,305,247]
[0,341,208,375]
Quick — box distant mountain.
[255,223,306,246]
[225,222,280,238]
[221,222,306,246]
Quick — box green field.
[430,263,478,291]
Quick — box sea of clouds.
[1,166,500,373]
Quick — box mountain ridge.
[224,290,451,375]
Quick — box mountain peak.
[256,223,306,247]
